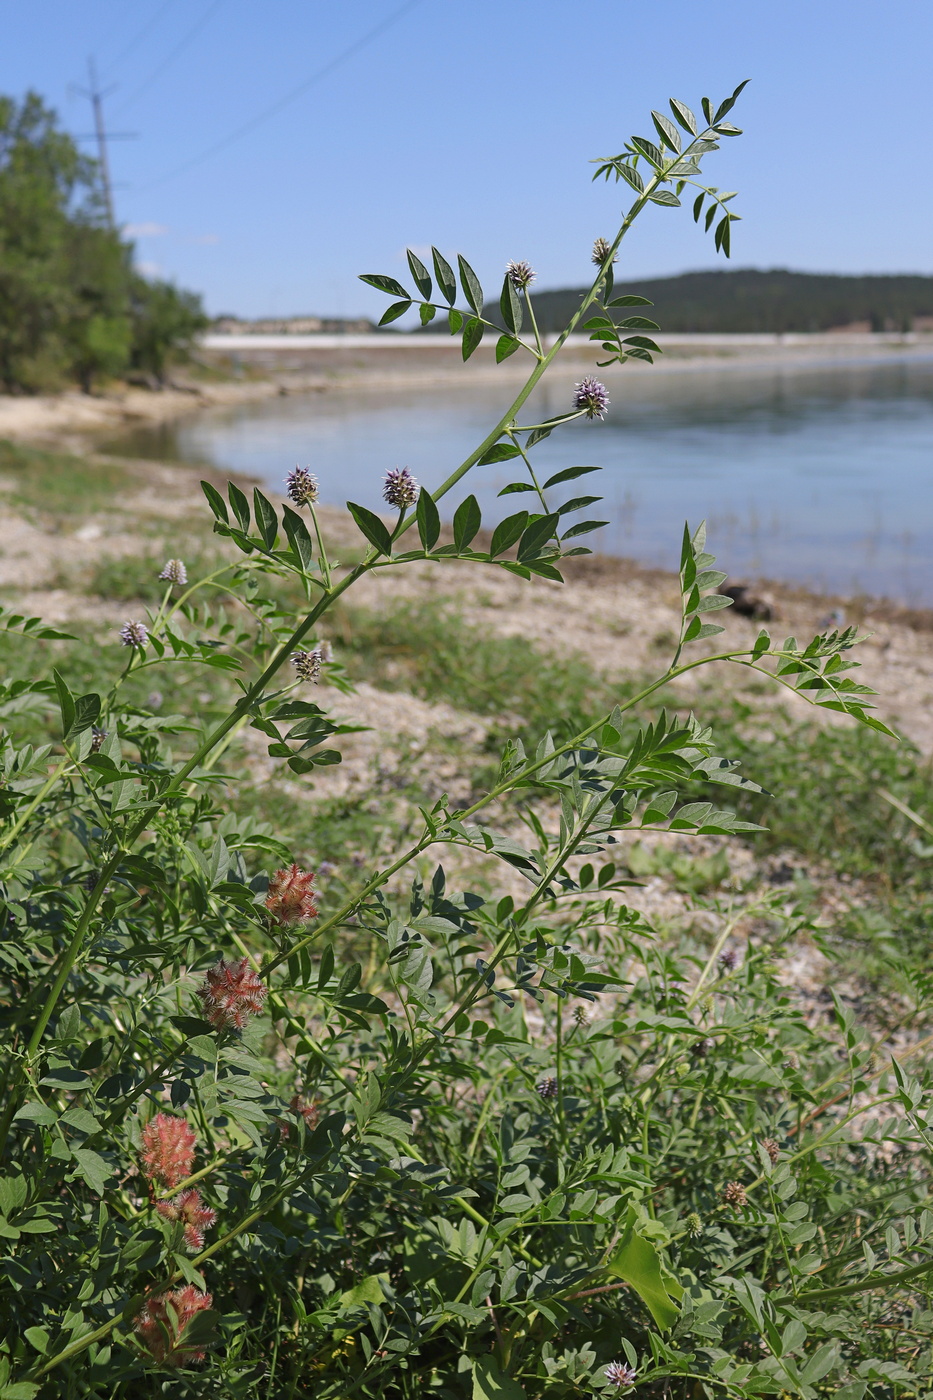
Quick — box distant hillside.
[486,269,933,335]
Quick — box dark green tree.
[0,90,205,393]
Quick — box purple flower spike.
[383,467,419,510]
[120,620,149,648]
[286,466,319,507]
[506,260,536,290]
[158,559,187,586]
[604,1360,637,1389]
[573,377,610,420]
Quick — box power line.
[101,0,181,80]
[114,0,227,118]
[136,0,426,192]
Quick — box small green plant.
[1,82,932,1400]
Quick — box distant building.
[211,314,375,335]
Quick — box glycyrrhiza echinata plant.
[1,80,932,1400]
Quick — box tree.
[0,90,206,393]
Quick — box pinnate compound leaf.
[347,502,392,556]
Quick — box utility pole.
[74,59,136,227]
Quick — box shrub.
[1,82,931,1399]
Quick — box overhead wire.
[135,0,426,192]
[101,0,181,80]
[114,0,227,117]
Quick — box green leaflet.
[605,1208,684,1330]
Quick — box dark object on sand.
[723,584,776,621]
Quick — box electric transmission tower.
[74,59,136,226]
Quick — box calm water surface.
[108,356,933,604]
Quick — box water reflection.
[106,357,933,603]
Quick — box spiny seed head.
[686,1211,703,1237]
[140,1113,197,1190]
[292,648,322,683]
[719,947,739,971]
[592,236,617,265]
[120,620,149,648]
[723,1180,748,1210]
[158,559,187,586]
[506,259,536,290]
[604,1360,637,1388]
[198,956,267,1032]
[280,1092,322,1140]
[134,1285,213,1367]
[572,377,610,420]
[573,1005,589,1026]
[537,1075,559,1100]
[383,466,419,510]
[286,466,319,507]
[90,726,107,753]
[156,1188,217,1251]
[761,1137,780,1165]
[265,863,318,926]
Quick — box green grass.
[0,438,133,521]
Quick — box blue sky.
[3,0,931,317]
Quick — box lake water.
[107,354,933,604]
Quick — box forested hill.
[513,269,933,334]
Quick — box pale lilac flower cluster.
[286,466,319,506]
[158,558,187,586]
[383,467,419,510]
[506,260,536,290]
[572,377,610,420]
[592,236,617,265]
[119,620,149,648]
[293,648,323,683]
[604,1360,637,1388]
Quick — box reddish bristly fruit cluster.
[264,863,318,927]
[723,1180,749,1210]
[140,1113,197,1190]
[134,1285,213,1367]
[156,1188,217,1250]
[198,956,267,1032]
[279,1093,321,1140]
